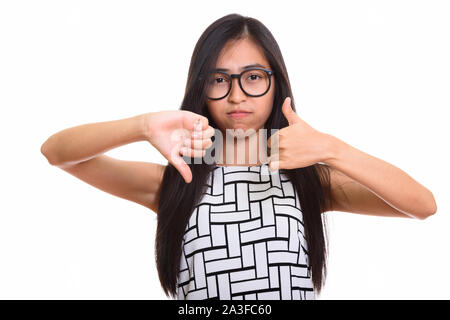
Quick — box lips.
[228,110,251,119]
[227,110,251,114]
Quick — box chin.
[230,126,260,138]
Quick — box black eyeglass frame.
[205,67,275,100]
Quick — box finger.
[194,118,202,132]
[268,160,280,172]
[184,137,213,150]
[180,146,206,158]
[282,96,301,126]
[187,115,209,132]
[267,152,280,163]
[196,116,209,131]
[192,125,215,139]
[203,126,216,139]
[267,131,280,150]
[169,143,193,183]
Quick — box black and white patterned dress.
[176,163,315,300]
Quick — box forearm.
[41,113,149,167]
[324,134,437,219]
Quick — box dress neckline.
[214,163,267,168]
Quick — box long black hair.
[155,13,332,299]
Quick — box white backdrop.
[1,0,448,299]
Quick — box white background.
[1,0,449,299]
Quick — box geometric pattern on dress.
[176,163,315,300]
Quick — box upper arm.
[321,164,413,218]
[57,155,166,214]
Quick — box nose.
[228,77,246,103]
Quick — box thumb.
[282,97,300,125]
[169,143,193,183]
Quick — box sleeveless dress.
[176,163,315,300]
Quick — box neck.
[215,129,268,166]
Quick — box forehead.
[215,38,269,71]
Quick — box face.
[205,38,275,135]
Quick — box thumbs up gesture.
[267,97,334,171]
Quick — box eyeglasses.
[205,67,274,100]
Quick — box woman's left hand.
[267,97,335,171]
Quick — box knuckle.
[204,139,213,148]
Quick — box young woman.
[41,14,437,300]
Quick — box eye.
[243,69,265,82]
[215,77,226,83]
[248,74,262,81]
[209,73,229,85]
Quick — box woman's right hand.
[143,110,214,183]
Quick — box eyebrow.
[214,63,266,72]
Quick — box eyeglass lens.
[206,69,270,99]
